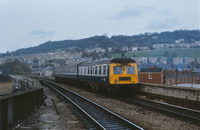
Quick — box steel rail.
[130,97,200,123]
[43,81,106,129]
[42,80,143,130]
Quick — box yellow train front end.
[109,61,138,85]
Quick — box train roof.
[79,58,136,67]
[110,58,136,63]
[55,58,137,68]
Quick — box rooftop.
[140,68,163,73]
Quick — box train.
[53,58,138,92]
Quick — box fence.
[163,69,200,86]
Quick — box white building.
[173,57,183,64]
[149,56,158,63]
[160,56,167,64]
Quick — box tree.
[82,51,90,57]
[121,51,125,58]
[163,51,169,58]
[13,66,25,74]
[148,44,153,50]
[91,51,99,61]
[171,52,177,58]
[0,59,31,75]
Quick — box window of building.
[126,66,135,74]
[149,73,152,79]
[113,66,123,74]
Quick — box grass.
[111,48,200,58]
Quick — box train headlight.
[115,79,118,84]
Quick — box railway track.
[41,80,143,130]
[125,97,200,124]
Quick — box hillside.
[1,29,199,57]
[111,48,200,59]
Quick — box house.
[138,46,149,51]
[160,56,167,64]
[132,57,147,64]
[149,56,158,64]
[0,74,14,95]
[42,66,54,76]
[173,57,183,65]
[139,67,164,84]
[184,57,195,64]
[122,47,129,52]
[197,57,200,64]
[107,47,112,52]
[131,47,138,52]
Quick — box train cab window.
[95,66,98,75]
[99,66,102,75]
[103,65,106,75]
[113,66,123,74]
[126,66,135,74]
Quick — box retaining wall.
[138,83,200,102]
[0,88,43,130]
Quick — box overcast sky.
[0,0,199,53]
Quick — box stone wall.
[139,83,200,102]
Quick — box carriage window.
[103,65,106,75]
[113,66,123,74]
[91,67,93,75]
[79,68,81,74]
[88,67,90,74]
[81,68,83,75]
[84,68,86,75]
[126,66,135,74]
[95,66,98,75]
[99,66,102,75]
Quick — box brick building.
[139,68,200,86]
[0,74,14,95]
[139,67,164,84]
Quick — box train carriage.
[54,58,138,91]
[78,60,110,84]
